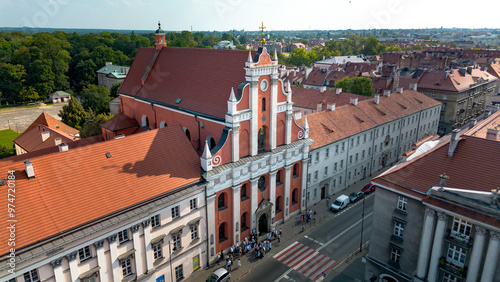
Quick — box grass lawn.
[0,129,21,159]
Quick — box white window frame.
[172,233,182,251]
[397,196,407,212]
[153,242,163,260]
[175,264,184,281]
[191,224,199,240]
[171,206,180,219]
[23,269,40,282]
[190,198,197,210]
[443,273,458,282]
[390,247,401,264]
[451,217,472,241]
[121,258,133,277]
[151,214,161,228]
[393,221,404,238]
[447,245,467,267]
[79,246,92,262]
[325,148,329,158]
[118,229,129,243]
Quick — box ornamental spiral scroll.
[297,130,304,139]
[212,155,222,167]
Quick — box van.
[331,195,349,211]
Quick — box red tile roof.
[100,112,140,131]
[417,68,497,93]
[465,110,500,140]
[372,135,500,198]
[307,90,440,150]
[303,67,328,86]
[292,87,370,110]
[13,125,77,152]
[0,125,201,255]
[119,47,257,120]
[24,112,79,136]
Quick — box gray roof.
[316,55,367,65]
[50,91,71,98]
[96,64,130,78]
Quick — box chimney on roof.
[105,62,112,66]
[383,90,391,97]
[316,103,323,112]
[396,87,403,93]
[24,159,35,178]
[58,143,68,152]
[336,88,342,94]
[350,97,358,106]
[468,119,477,130]
[54,138,62,146]
[409,83,418,91]
[486,128,499,141]
[447,128,461,157]
[467,66,473,74]
[374,94,380,104]
[41,131,50,142]
[326,103,335,111]
[444,70,449,79]
[320,86,327,93]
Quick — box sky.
[0,0,499,32]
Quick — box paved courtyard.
[0,103,66,133]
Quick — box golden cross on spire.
[259,22,266,45]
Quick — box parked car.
[207,268,231,282]
[349,191,364,203]
[361,183,376,194]
[331,195,349,211]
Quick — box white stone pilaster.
[481,231,500,282]
[250,177,259,231]
[300,158,308,213]
[94,239,106,282]
[269,170,277,223]
[206,193,216,258]
[284,164,292,220]
[232,126,240,162]
[416,209,436,280]
[466,226,486,282]
[50,257,64,282]
[270,76,278,150]
[131,224,143,276]
[285,111,292,144]
[250,80,259,156]
[427,212,448,282]
[142,219,154,272]
[232,185,242,244]
[66,251,79,282]
[108,234,121,281]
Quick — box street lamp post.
[169,240,174,282]
[359,195,365,253]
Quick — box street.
[240,194,374,282]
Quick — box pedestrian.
[278,233,281,243]
[217,253,221,265]
[237,259,241,268]
[279,228,282,236]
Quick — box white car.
[331,195,349,211]
[206,267,231,282]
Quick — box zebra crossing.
[273,241,337,281]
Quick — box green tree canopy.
[335,77,374,97]
[59,96,88,130]
[0,63,26,102]
[80,84,111,114]
[18,87,40,103]
[80,110,114,138]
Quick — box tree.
[335,77,374,97]
[0,63,26,102]
[18,87,40,103]
[59,96,88,130]
[80,84,111,114]
[110,82,122,98]
[80,110,114,138]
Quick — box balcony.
[445,229,472,248]
[439,257,467,278]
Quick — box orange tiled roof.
[372,135,500,198]
[101,112,140,131]
[292,87,370,110]
[465,110,500,140]
[303,67,329,86]
[24,112,79,136]
[0,125,201,255]
[307,90,441,150]
[417,68,498,93]
[13,125,76,153]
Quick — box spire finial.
[286,80,291,93]
[247,50,253,63]
[274,49,278,61]
[158,21,161,29]
[229,87,237,102]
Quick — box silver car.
[206,267,231,282]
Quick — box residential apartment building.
[0,126,208,282]
[366,130,500,282]
[417,67,498,135]
[305,90,441,206]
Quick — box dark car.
[361,183,376,194]
[349,191,364,203]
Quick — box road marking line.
[281,245,309,264]
[304,235,325,246]
[273,241,300,259]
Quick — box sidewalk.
[186,175,378,282]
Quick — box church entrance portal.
[258,214,268,235]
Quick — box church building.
[111,23,312,260]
